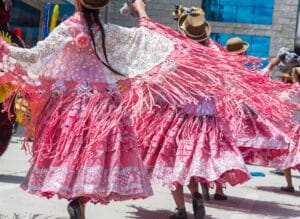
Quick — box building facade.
[10,0,74,46]
[109,0,300,59]
[9,0,300,59]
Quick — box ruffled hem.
[137,104,251,189]
[21,165,153,204]
[18,86,153,203]
[149,165,250,190]
[268,151,300,171]
[239,147,289,166]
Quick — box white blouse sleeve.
[97,23,174,79]
[0,23,73,81]
[8,23,72,63]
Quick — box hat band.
[80,0,109,10]
[226,43,248,53]
[181,24,210,38]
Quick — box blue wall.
[211,33,270,67]
[202,0,274,25]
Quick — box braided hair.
[82,6,124,76]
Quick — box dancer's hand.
[133,0,148,18]
[261,67,271,77]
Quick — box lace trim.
[147,151,249,190]
[23,165,153,196]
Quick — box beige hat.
[225,37,249,54]
[80,0,110,9]
[178,12,211,42]
[172,5,205,21]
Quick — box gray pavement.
[0,136,299,219]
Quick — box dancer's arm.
[132,0,184,39]
[263,57,280,72]
[0,23,72,78]
[133,0,148,18]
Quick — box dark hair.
[82,6,124,76]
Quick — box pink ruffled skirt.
[136,99,250,190]
[21,86,153,204]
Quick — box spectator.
[225,37,249,55]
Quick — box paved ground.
[0,136,299,219]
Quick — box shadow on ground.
[0,214,67,219]
[9,140,20,144]
[183,193,300,219]
[256,186,300,197]
[126,205,217,219]
[0,174,25,184]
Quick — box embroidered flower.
[51,80,66,96]
[75,33,90,49]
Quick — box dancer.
[175,7,250,203]
[263,47,300,79]
[174,6,224,52]
[0,0,26,156]
[268,126,300,193]
[0,0,154,218]
[0,1,299,219]
[130,2,299,218]
[225,37,248,55]
[263,48,300,192]
[174,7,228,202]
[132,2,295,218]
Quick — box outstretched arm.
[133,0,148,18]
[0,23,72,79]
[264,57,280,71]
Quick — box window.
[202,0,274,25]
[10,0,41,47]
[9,0,75,46]
[211,33,270,67]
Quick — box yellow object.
[0,28,32,127]
[50,4,60,32]
[0,83,14,103]
[0,31,12,45]
[15,94,31,126]
[0,85,31,126]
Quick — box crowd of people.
[0,1,299,219]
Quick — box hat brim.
[80,0,110,10]
[178,14,211,42]
[226,42,249,54]
[178,14,188,34]
[185,23,211,42]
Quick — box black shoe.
[67,199,83,219]
[200,183,210,201]
[192,192,206,219]
[169,208,187,219]
[270,169,284,175]
[214,193,228,201]
[280,186,295,193]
